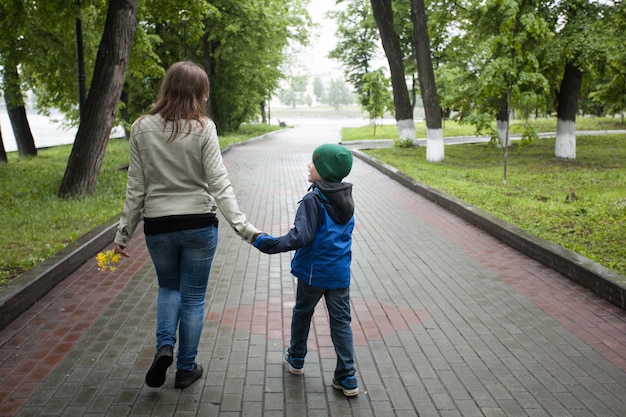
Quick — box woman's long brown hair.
[148,61,209,141]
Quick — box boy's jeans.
[145,226,218,372]
[290,279,356,379]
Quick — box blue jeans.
[145,226,218,372]
[289,280,355,379]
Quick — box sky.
[299,0,345,79]
[299,0,386,80]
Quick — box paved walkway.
[1,119,625,417]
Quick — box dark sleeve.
[253,194,321,254]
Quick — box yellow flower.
[96,249,121,272]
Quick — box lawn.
[341,116,626,141]
[351,118,625,277]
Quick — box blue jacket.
[254,181,354,289]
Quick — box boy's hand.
[252,233,270,248]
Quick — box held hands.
[251,232,263,244]
[252,233,274,253]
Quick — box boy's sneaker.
[283,351,304,374]
[332,375,359,396]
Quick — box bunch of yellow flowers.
[96,249,121,272]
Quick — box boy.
[253,143,358,396]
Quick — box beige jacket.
[114,114,258,247]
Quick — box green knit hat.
[312,144,353,182]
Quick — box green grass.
[362,133,626,277]
[342,116,626,141]
[0,123,281,285]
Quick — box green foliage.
[324,78,355,110]
[363,133,626,277]
[518,122,538,149]
[313,77,325,103]
[587,1,626,116]
[393,138,414,148]
[20,1,106,124]
[279,75,311,109]
[202,0,312,131]
[361,69,394,124]
[328,0,380,97]
[0,0,310,134]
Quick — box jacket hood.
[312,181,354,224]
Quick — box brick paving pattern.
[1,119,625,416]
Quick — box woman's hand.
[114,243,130,258]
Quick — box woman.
[113,61,259,389]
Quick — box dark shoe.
[145,345,173,388]
[332,375,359,396]
[175,363,203,389]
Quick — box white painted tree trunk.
[555,119,576,159]
[426,128,444,162]
[497,119,509,148]
[397,119,417,145]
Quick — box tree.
[0,0,37,158]
[555,61,583,159]
[292,75,309,107]
[588,1,626,122]
[434,0,551,184]
[411,0,443,161]
[370,0,416,144]
[361,69,393,133]
[313,77,325,103]
[198,0,311,131]
[328,0,380,99]
[59,0,138,198]
[550,0,606,159]
[279,75,308,109]
[326,78,354,109]
[20,1,106,127]
[279,89,297,108]
[9,0,309,138]
[2,61,37,158]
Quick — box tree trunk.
[496,100,510,148]
[201,34,216,122]
[411,0,443,161]
[120,83,131,140]
[3,62,37,158]
[370,0,416,144]
[58,0,138,198]
[555,61,582,160]
[0,125,7,163]
[260,101,267,124]
[496,99,510,185]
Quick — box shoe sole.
[287,364,304,375]
[332,381,359,396]
[145,354,173,388]
[174,374,201,389]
